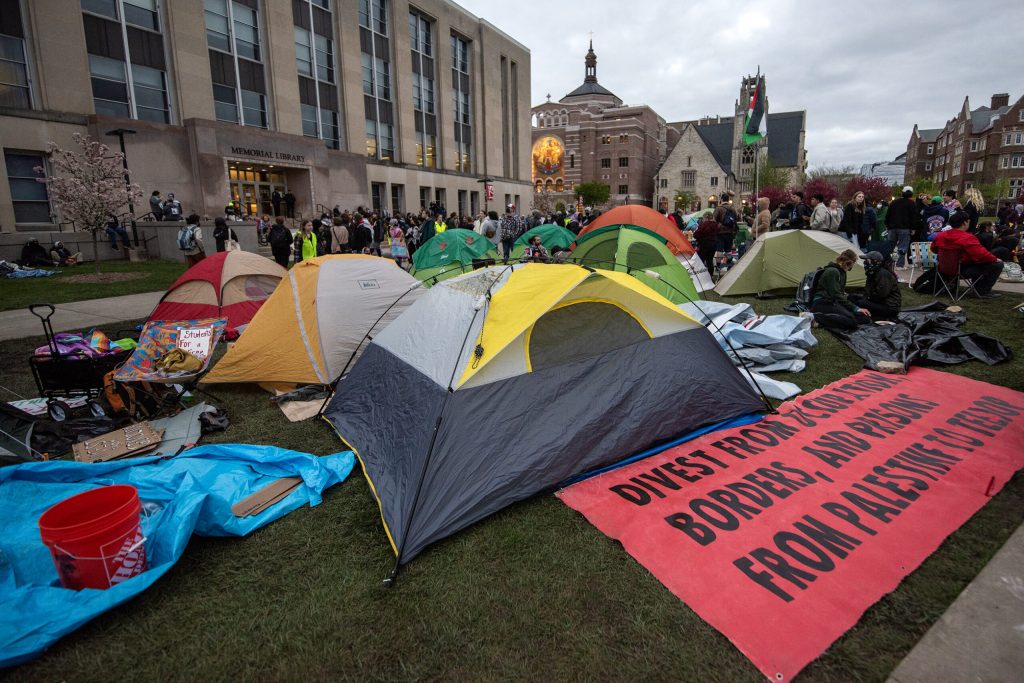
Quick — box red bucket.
[38,484,147,590]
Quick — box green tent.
[510,223,577,260]
[569,226,701,304]
[410,229,499,285]
[714,229,865,296]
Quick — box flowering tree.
[36,134,141,273]
[843,176,892,204]
[752,185,790,210]
[801,177,839,205]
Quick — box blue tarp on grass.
[0,444,355,667]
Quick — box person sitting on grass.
[849,251,901,321]
[810,248,872,331]
[49,241,81,266]
[930,212,1003,299]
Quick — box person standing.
[178,214,205,267]
[788,191,812,230]
[389,219,409,268]
[930,212,1003,298]
[149,190,164,221]
[753,197,771,240]
[268,217,292,268]
[840,191,866,247]
[294,220,317,262]
[257,213,271,245]
[370,214,385,257]
[942,190,961,215]
[271,189,282,217]
[284,191,296,219]
[850,251,901,320]
[482,210,501,251]
[884,186,919,268]
[213,216,237,252]
[809,249,871,330]
[499,204,525,263]
[962,187,984,234]
[314,218,331,255]
[807,194,831,231]
[420,210,447,246]
[693,212,720,274]
[330,217,349,253]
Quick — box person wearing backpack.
[163,193,184,221]
[178,214,205,267]
[268,217,292,267]
[809,249,871,331]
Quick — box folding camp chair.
[907,242,935,288]
[112,317,228,415]
[933,247,980,302]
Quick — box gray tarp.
[680,300,818,400]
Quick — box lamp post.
[106,128,138,246]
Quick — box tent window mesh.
[625,242,667,271]
[528,301,649,372]
[578,235,618,269]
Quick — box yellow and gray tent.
[714,229,865,296]
[324,263,766,567]
[203,254,423,386]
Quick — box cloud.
[457,0,1018,169]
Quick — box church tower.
[732,75,767,194]
[584,40,597,82]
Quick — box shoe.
[976,292,1000,299]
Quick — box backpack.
[177,225,197,251]
[793,267,827,311]
[165,201,182,218]
[100,371,170,420]
[721,209,737,231]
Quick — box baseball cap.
[859,251,884,262]
[902,185,913,193]
[507,203,515,209]
[931,195,942,203]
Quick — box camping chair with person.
[906,241,936,288]
[111,317,228,418]
[933,247,980,302]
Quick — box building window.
[88,54,131,117]
[391,184,404,213]
[926,144,934,154]
[659,178,667,188]
[410,10,436,168]
[967,162,976,173]
[1012,155,1023,169]
[742,147,755,164]
[970,140,979,152]
[451,32,472,173]
[294,1,340,149]
[686,156,692,167]
[964,182,973,190]
[681,170,695,187]
[0,10,32,109]
[618,134,627,143]
[408,10,431,56]
[295,27,313,77]
[618,184,628,194]
[618,157,628,167]
[710,176,718,187]
[371,182,384,212]
[204,0,231,51]
[205,0,268,128]
[1004,133,1012,146]
[1009,179,1023,197]
[123,0,158,31]
[569,154,574,168]
[419,186,430,210]
[925,161,932,171]
[601,135,611,144]
[5,152,52,223]
[600,158,610,168]
[362,0,395,161]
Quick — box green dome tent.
[410,229,500,285]
[570,226,703,304]
[510,223,577,260]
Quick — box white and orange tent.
[202,254,423,387]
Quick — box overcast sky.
[458,0,1018,171]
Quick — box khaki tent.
[203,254,423,386]
[714,230,865,296]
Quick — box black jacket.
[268,224,292,251]
[884,197,919,232]
[839,203,864,236]
[864,267,901,310]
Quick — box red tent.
[149,251,286,336]
[577,205,695,256]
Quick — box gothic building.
[530,42,666,209]
[656,76,807,211]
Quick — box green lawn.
[1,287,1022,682]
[0,260,186,312]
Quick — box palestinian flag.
[743,75,767,145]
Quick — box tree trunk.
[92,229,101,275]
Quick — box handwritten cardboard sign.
[176,327,213,360]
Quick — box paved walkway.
[0,291,163,341]
[887,523,1024,683]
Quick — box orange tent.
[577,205,695,256]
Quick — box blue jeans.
[106,224,130,249]
[888,229,911,266]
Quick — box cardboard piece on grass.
[231,477,303,517]
[72,423,164,463]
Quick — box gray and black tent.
[324,263,766,570]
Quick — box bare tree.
[36,133,142,274]
[807,164,857,189]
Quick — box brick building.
[529,41,666,210]
[905,92,1024,204]
[0,0,532,234]
[655,76,806,212]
